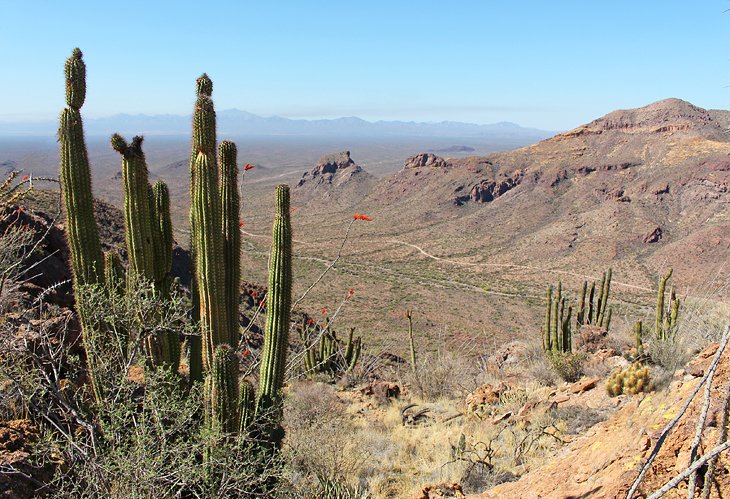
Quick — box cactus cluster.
[58,50,294,467]
[655,268,680,341]
[302,326,362,377]
[543,282,573,354]
[576,268,613,330]
[606,363,651,396]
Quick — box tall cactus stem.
[219,140,241,347]
[656,268,673,340]
[598,268,612,327]
[256,184,292,448]
[577,281,587,326]
[59,48,106,403]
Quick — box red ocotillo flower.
[239,220,245,228]
[244,163,254,171]
[321,308,327,315]
[353,214,373,221]
[22,175,28,181]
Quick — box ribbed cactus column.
[219,141,241,347]
[59,49,104,288]
[189,74,218,382]
[238,380,255,434]
[59,48,106,403]
[192,150,229,370]
[152,181,180,369]
[597,268,612,327]
[151,180,173,294]
[111,135,157,280]
[543,286,552,351]
[655,268,672,340]
[205,345,239,435]
[256,184,292,448]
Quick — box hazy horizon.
[0,2,727,130]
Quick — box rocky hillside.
[341,98,729,297]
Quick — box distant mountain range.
[0,109,554,140]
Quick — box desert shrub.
[0,278,279,497]
[644,333,690,372]
[402,349,482,402]
[555,405,608,435]
[547,351,586,383]
[284,382,368,492]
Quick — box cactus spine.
[219,140,240,347]
[59,48,106,402]
[256,185,292,447]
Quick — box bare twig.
[701,376,730,499]
[686,336,722,497]
[647,438,730,499]
[290,218,355,312]
[627,326,730,498]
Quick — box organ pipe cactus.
[219,140,240,347]
[188,74,217,383]
[192,150,229,370]
[543,282,572,354]
[576,268,612,330]
[205,344,239,435]
[59,49,104,289]
[238,380,255,434]
[111,135,157,281]
[59,48,106,402]
[152,180,173,294]
[597,268,612,327]
[303,327,361,377]
[256,184,292,448]
[655,268,680,341]
[635,320,643,355]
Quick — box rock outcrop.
[469,170,523,203]
[403,153,450,169]
[297,151,363,187]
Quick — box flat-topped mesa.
[297,150,363,187]
[403,153,450,169]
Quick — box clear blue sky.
[0,1,728,130]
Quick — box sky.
[0,1,728,130]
